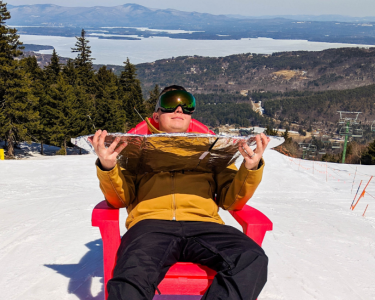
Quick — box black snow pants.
[107,220,268,300]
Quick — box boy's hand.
[88,130,128,171]
[238,133,270,170]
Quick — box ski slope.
[0,149,374,300]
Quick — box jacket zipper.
[171,172,176,220]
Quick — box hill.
[133,47,375,94]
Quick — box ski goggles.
[155,90,196,114]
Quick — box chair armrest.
[92,200,120,226]
[92,200,121,299]
[229,205,273,246]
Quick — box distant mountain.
[8,3,375,28]
[7,4,375,45]
[226,14,375,23]
[7,3,231,29]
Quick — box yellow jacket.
[96,138,265,229]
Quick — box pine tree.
[48,75,83,154]
[361,138,375,165]
[23,56,47,153]
[0,2,39,157]
[281,128,293,144]
[70,29,96,135]
[264,125,278,136]
[93,66,126,132]
[62,59,78,86]
[146,84,160,116]
[71,29,94,86]
[119,58,146,129]
[44,49,61,83]
[41,51,62,153]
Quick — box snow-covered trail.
[256,152,375,300]
[0,151,374,299]
[0,155,106,300]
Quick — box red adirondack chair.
[92,119,273,299]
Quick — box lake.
[19,34,374,65]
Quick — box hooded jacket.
[96,122,264,229]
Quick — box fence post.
[326,163,328,182]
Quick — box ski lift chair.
[352,127,363,138]
[371,121,375,132]
[92,118,273,300]
[308,145,317,158]
[332,141,341,149]
[308,144,317,152]
[318,149,326,155]
[299,143,309,150]
[318,142,327,155]
[339,126,353,136]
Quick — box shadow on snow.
[45,239,104,300]
[44,239,202,300]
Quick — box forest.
[130,47,375,95]
[0,3,158,157]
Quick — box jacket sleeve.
[215,158,265,211]
[95,159,136,208]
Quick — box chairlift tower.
[337,111,362,164]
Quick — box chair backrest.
[128,118,215,135]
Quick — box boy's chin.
[166,124,189,133]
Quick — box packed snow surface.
[1,149,375,299]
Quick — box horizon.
[6,1,375,18]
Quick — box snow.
[0,141,89,159]
[1,148,375,299]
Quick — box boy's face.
[153,106,192,133]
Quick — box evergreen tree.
[298,127,307,136]
[146,84,160,116]
[41,51,62,152]
[70,30,95,136]
[71,29,94,86]
[119,58,146,129]
[0,2,39,157]
[281,128,293,143]
[44,49,61,82]
[62,59,79,87]
[48,75,83,154]
[93,66,126,132]
[361,138,375,164]
[23,56,47,153]
[264,125,278,136]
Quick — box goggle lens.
[158,90,196,114]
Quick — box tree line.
[262,84,375,126]
[0,2,161,157]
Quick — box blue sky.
[6,0,375,17]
